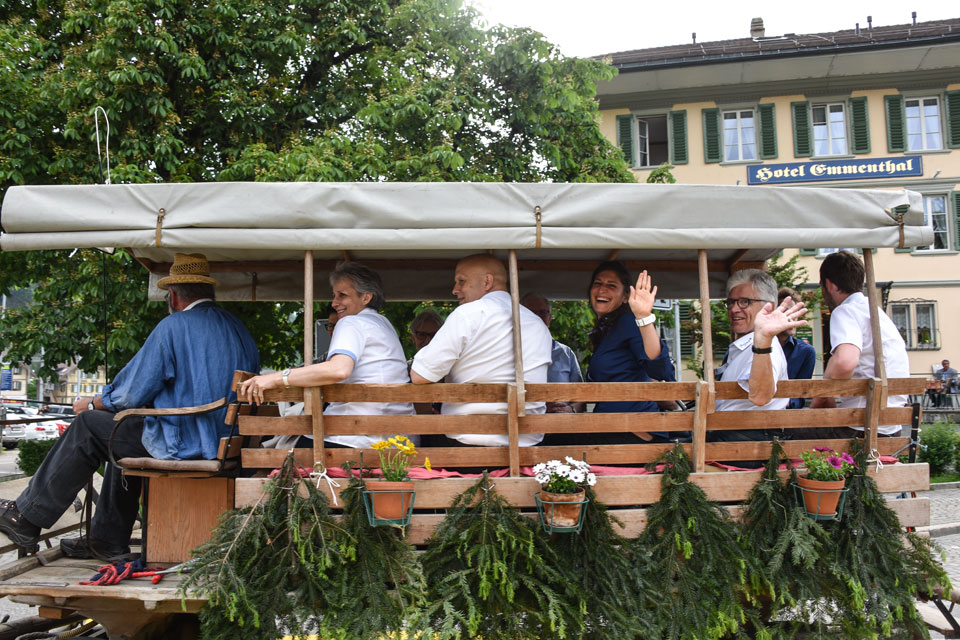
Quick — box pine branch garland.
[637,443,766,639]
[411,472,587,639]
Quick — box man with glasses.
[711,269,807,444]
[521,292,585,413]
[409,309,443,352]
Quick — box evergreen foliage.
[552,487,663,639]
[739,439,836,636]
[179,453,356,640]
[636,443,766,639]
[829,442,952,638]
[412,473,586,640]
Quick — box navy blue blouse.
[587,309,675,413]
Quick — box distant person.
[411,254,552,447]
[932,359,957,408]
[0,253,260,558]
[811,251,910,437]
[520,292,585,414]
[239,262,415,448]
[409,309,444,352]
[711,270,807,443]
[777,287,816,409]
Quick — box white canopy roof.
[0,181,929,300]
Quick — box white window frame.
[891,300,940,350]
[905,96,943,151]
[916,194,950,253]
[722,109,757,162]
[811,102,848,157]
[816,247,855,257]
[629,113,669,169]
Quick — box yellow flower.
[371,440,390,450]
[388,437,401,449]
[424,457,432,471]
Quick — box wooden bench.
[233,374,929,543]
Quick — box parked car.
[43,405,75,419]
[0,407,29,449]
[22,415,60,441]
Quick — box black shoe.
[60,535,131,559]
[0,499,41,549]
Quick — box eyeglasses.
[413,331,436,340]
[723,297,768,310]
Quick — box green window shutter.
[791,101,811,157]
[616,114,633,166]
[893,203,913,252]
[758,103,777,159]
[669,110,688,165]
[702,108,721,163]
[953,191,960,251]
[799,248,817,255]
[849,96,871,154]
[946,90,960,149]
[884,95,906,152]
[679,301,694,359]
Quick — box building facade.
[595,17,960,378]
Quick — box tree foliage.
[0,0,633,376]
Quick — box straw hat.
[157,253,218,289]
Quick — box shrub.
[16,439,57,476]
[918,421,960,475]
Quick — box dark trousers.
[16,410,149,547]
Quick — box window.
[812,103,847,156]
[722,110,756,161]
[816,247,854,257]
[616,111,688,168]
[891,300,939,349]
[69,383,77,393]
[916,195,949,252]
[11,381,22,391]
[905,97,942,151]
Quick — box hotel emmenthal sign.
[747,156,923,185]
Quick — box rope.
[310,463,341,506]
[94,107,111,185]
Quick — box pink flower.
[827,455,843,469]
[814,446,833,452]
[841,452,856,467]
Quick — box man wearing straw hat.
[0,253,259,558]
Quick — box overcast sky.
[466,0,957,58]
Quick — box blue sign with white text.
[747,156,923,185]
[1,369,11,391]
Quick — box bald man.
[411,255,553,446]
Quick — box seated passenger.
[710,270,807,442]
[407,309,444,414]
[239,262,414,448]
[776,286,816,409]
[544,261,676,446]
[520,292,585,414]
[410,254,552,447]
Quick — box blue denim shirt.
[781,336,816,409]
[100,302,259,460]
[548,340,583,383]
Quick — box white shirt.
[829,292,909,435]
[323,308,415,448]
[715,332,789,412]
[411,290,553,446]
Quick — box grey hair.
[410,309,444,332]
[330,262,385,310]
[726,269,777,303]
[519,291,550,312]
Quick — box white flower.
[533,463,546,474]
[570,470,585,483]
[586,473,597,486]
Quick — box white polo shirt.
[715,332,789,412]
[411,290,553,446]
[829,292,909,435]
[323,308,415,448]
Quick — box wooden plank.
[311,387,325,470]
[323,383,507,403]
[888,377,927,394]
[716,378,870,399]
[524,382,697,402]
[145,477,234,564]
[238,414,508,436]
[864,378,883,454]
[304,249,314,383]
[521,443,678,465]
[520,412,693,432]
[693,381,709,472]
[507,385,520,476]
[708,408,865,429]
[508,250,526,417]
[704,437,908,461]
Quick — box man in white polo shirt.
[811,251,910,437]
[410,254,553,446]
[710,269,808,443]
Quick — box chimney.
[692,32,697,44]
[750,17,765,38]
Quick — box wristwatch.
[87,399,96,411]
[634,314,657,328]
[751,345,773,354]
[281,368,292,389]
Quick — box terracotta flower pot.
[539,489,586,528]
[365,480,413,521]
[797,476,845,517]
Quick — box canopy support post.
[508,250,525,477]
[692,249,715,473]
[304,250,324,464]
[862,248,886,454]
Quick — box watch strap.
[281,368,292,388]
[751,345,773,354]
[634,314,657,328]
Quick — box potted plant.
[363,435,419,525]
[533,457,596,532]
[795,446,856,519]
